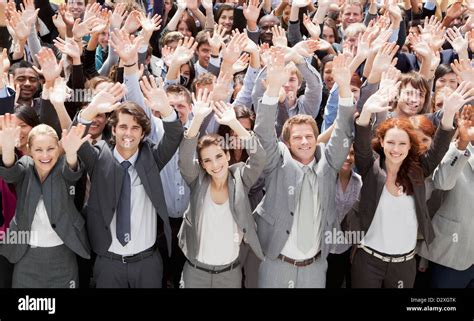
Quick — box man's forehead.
[259,17,279,27]
[14,68,39,78]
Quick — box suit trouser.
[93,248,163,288]
[431,262,474,288]
[0,254,13,288]
[182,260,242,288]
[351,248,416,288]
[13,244,78,288]
[258,255,327,288]
[326,248,352,288]
[239,242,261,288]
[161,217,186,288]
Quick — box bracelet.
[124,62,137,67]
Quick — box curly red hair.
[372,118,424,195]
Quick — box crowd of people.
[0,0,473,288]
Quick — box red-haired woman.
[344,81,474,288]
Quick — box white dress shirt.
[29,197,64,247]
[108,149,157,256]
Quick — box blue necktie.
[117,161,132,246]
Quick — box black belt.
[187,259,240,274]
[104,245,157,264]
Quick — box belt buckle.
[122,255,133,264]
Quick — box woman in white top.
[0,114,91,288]
[177,89,266,288]
[343,80,472,288]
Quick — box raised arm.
[178,88,213,184]
[254,49,289,174]
[432,106,474,190]
[213,100,266,188]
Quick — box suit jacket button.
[105,226,109,230]
[243,228,247,233]
[290,212,294,216]
[51,224,56,229]
[286,230,290,235]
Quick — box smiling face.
[283,72,301,102]
[397,83,426,117]
[112,112,145,156]
[29,134,60,177]
[218,9,234,33]
[435,72,458,91]
[341,4,363,29]
[381,127,411,165]
[286,123,317,165]
[340,147,355,173]
[199,143,230,180]
[14,68,40,102]
[67,0,85,19]
[323,61,334,90]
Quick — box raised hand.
[272,25,287,47]
[122,10,141,34]
[83,2,101,22]
[443,81,474,116]
[35,47,64,83]
[222,30,247,64]
[213,100,237,126]
[169,36,198,65]
[0,114,21,160]
[110,29,144,65]
[302,13,321,39]
[232,53,250,74]
[192,88,213,119]
[445,27,468,57]
[84,82,126,119]
[331,54,352,89]
[110,2,127,30]
[202,0,213,11]
[61,124,90,155]
[20,0,39,33]
[207,24,228,54]
[53,13,67,37]
[47,77,71,105]
[369,42,399,83]
[265,48,290,95]
[53,37,82,62]
[139,12,162,37]
[243,0,263,24]
[139,75,172,115]
[362,82,400,115]
[0,48,9,75]
[72,16,102,39]
[6,7,37,42]
[379,66,401,90]
[211,71,233,102]
[451,59,474,85]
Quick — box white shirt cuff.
[339,95,354,106]
[262,94,279,105]
[162,111,178,122]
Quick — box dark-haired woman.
[178,90,265,288]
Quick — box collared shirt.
[330,171,362,254]
[280,158,322,260]
[108,148,157,256]
[29,197,64,247]
[194,61,209,77]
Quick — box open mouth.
[39,159,52,164]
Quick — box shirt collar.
[113,148,140,167]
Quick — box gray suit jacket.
[253,99,355,260]
[418,143,474,270]
[77,118,184,256]
[0,156,90,263]
[177,134,266,264]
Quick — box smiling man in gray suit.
[75,84,184,288]
[254,51,356,288]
